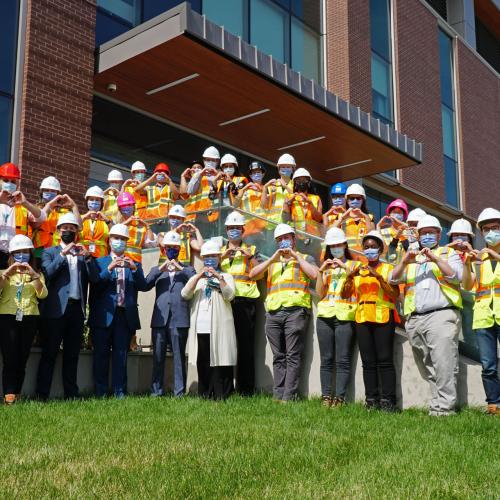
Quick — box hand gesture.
[349,208,364,219]
[2,262,24,278]
[61,242,76,255]
[419,247,439,262]
[9,191,26,206]
[464,249,479,263]
[74,244,90,258]
[123,256,137,271]
[20,263,40,279]
[331,258,347,269]
[319,259,334,272]
[108,258,123,271]
[403,249,418,264]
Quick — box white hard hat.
[107,169,124,182]
[277,153,296,166]
[324,227,347,245]
[292,168,311,180]
[85,186,104,199]
[477,207,500,227]
[168,205,186,218]
[448,218,474,236]
[417,215,442,231]
[345,183,366,198]
[40,176,61,192]
[362,230,385,248]
[203,146,220,160]
[200,239,222,256]
[109,223,130,239]
[274,223,295,239]
[407,208,427,223]
[220,153,238,166]
[131,161,146,172]
[162,231,181,246]
[57,212,79,228]
[224,211,246,226]
[9,234,34,253]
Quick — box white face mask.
[223,167,235,176]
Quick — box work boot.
[365,398,379,410]
[379,399,398,413]
[321,395,333,408]
[331,396,346,408]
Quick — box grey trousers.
[405,308,461,413]
[265,307,310,401]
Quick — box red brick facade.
[17,0,96,208]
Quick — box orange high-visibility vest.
[145,184,174,220]
[125,222,147,263]
[12,205,30,236]
[185,176,212,222]
[342,214,374,254]
[33,207,69,249]
[80,218,109,258]
[125,185,147,220]
[287,193,321,235]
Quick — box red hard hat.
[154,163,170,174]
[0,163,21,180]
[386,198,408,218]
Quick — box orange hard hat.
[0,163,21,180]
[154,163,170,174]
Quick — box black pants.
[196,334,234,400]
[0,315,37,395]
[36,301,84,399]
[232,298,257,395]
[355,320,396,403]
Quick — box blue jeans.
[476,324,500,404]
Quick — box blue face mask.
[348,199,362,209]
[2,181,16,194]
[451,235,465,242]
[111,239,126,253]
[280,168,292,178]
[156,174,166,182]
[204,160,218,170]
[134,173,146,182]
[250,172,263,183]
[166,248,180,260]
[392,213,404,222]
[364,248,380,261]
[42,191,57,202]
[87,200,101,211]
[227,228,242,241]
[203,257,219,268]
[484,230,500,247]
[278,239,292,250]
[120,206,134,217]
[169,218,182,229]
[13,252,30,264]
[329,247,345,259]
[332,197,344,207]
[420,233,438,248]
[223,167,235,176]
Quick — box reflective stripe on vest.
[472,256,500,329]
[125,224,146,263]
[403,246,463,315]
[33,208,68,249]
[103,189,119,218]
[241,187,263,215]
[14,205,29,236]
[80,219,109,258]
[221,243,260,299]
[342,216,372,252]
[185,177,212,221]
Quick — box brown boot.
[321,395,333,408]
[487,404,500,415]
[4,394,16,405]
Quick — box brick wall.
[17,0,96,208]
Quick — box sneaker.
[365,399,379,410]
[487,404,500,415]
[331,397,345,408]
[379,399,398,413]
[4,394,16,405]
[321,395,333,408]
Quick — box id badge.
[15,309,23,322]
[89,244,96,253]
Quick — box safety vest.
[288,193,321,235]
[103,188,119,219]
[125,222,147,263]
[403,246,463,316]
[217,176,247,206]
[12,205,29,236]
[240,186,263,214]
[33,207,69,249]
[220,243,260,299]
[125,185,147,220]
[265,252,312,312]
[317,260,359,320]
[265,179,293,223]
[185,176,213,222]
[354,262,395,324]
[380,226,406,265]
[324,211,342,228]
[158,231,192,266]
[80,218,109,258]
[145,184,173,220]
[342,215,374,253]
[472,254,500,329]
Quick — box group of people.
[0,147,498,416]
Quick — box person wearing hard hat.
[323,183,348,228]
[32,176,82,259]
[249,224,318,402]
[446,218,475,260]
[87,223,148,398]
[182,239,237,400]
[214,153,247,207]
[391,214,464,416]
[0,235,47,404]
[283,168,323,235]
[220,211,263,395]
[133,162,180,220]
[36,212,91,401]
[0,163,45,269]
[102,169,124,219]
[462,208,500,415]
[122,161,149,219]
[179,161,203,204]
[142,231,196,397]
[341,231,399,411]
[405,208,427,252]
[80,186,111,258]
[333,183,374,256]
[315,227,360,407]
[376,199,409,264]
[261,153,295,223]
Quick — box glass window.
[0,96,13,163]
[441,105,456,160]
[291,0,321,32]
[0,0,19,95]
[438,30,454,108]
[370,0,391,60]
[291,17,321,82]
[203,0,246,39]
[250,0,288,63]
[144,0,201,21]
[444,155,458,208]
[371,54,393,123]
[95,10,132,46]
[97,0,140,25]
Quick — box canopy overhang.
[95,2,422,182]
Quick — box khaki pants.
[405,308,461,413]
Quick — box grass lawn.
[1,395,499,499]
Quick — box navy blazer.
[87,255,148,330]
[40,245,90,319]
[144,265,196,329]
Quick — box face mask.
[134,173,146,182]
[392,213,404,222]
[204,160,218,169]
[223,167,235,176]
[484,230,500,247]
[166,248,180,260]
[13,252,30,264]
[87,200,101,211]
[203,257,219,268]
[278,239,292,250]
[61,230,76,244]
[227,228,242,241]
[111,239,126,253]
[2,181,16,193]
[348,199,362,209]
[120,206,134,217]
[329,247,345,259]
[420,233,438,248]
[295,181,309,192]
[280,168,292,178]
[156,174,166,182]
[332,197,344,207]
[364,248,380,261]
[110,182,121,190]
[169,218,181,229]
[42,191,57,202]
[250,172,263,183]
[451,235,465,242]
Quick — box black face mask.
[61,231,76,244]
[295,181,309,193]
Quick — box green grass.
[0,395,499,499]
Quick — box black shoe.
[365,398,379,410]
[379,399,398,413]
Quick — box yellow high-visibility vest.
[472,254,500,329]
[221,243,260,299]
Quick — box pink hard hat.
[117,191,136,207]
[386,198,408,218]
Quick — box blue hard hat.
[330,182,347,195]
